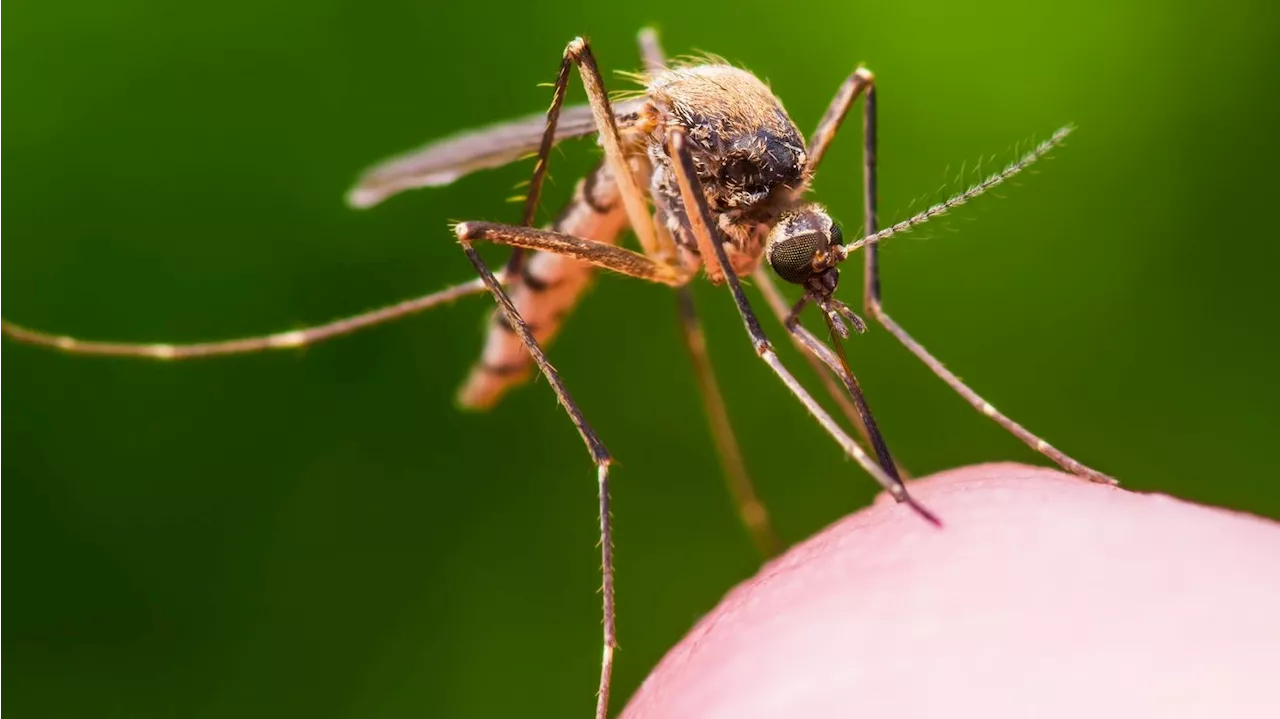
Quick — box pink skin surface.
[621,464,1280,719]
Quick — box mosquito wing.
[346,98,646,209]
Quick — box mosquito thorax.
[765,206,844,285]
[648,65,808,216]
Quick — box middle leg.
[457,241,620,719]
[462,216,785,556]
[455,222,686,285]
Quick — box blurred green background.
[5,0,1279,716]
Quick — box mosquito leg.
[807,66,875,174]
[643,111,779,562]
[637,27,666,74]
[458,241,618,719]
[856,84,1117,485]
[666,128,938,524]
[675,286,782,558]
[751,267,912,479]
[561,37,676,263]
[779,295,899,480]
[502,32,582,277]
[0,276,497,359]
[455,222,687,286]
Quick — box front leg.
[852,83,1116,484]
[666,127,940,525]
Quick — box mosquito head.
[764,205,843,292]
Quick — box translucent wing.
[346,98,647,209]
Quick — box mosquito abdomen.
[458,162,629,410]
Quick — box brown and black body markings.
[458,160,631,409]
[466,63,823,405]
[641,64,811,282]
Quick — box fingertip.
[622,463,1280,719]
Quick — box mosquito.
[2,27,1117,718]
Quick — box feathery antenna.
[841,125,1074,256]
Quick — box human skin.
[620,463,1280,719]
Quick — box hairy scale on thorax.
[634,64,811,281]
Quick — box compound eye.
[768,232,827,284]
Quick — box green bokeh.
[5,1,1278,716]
